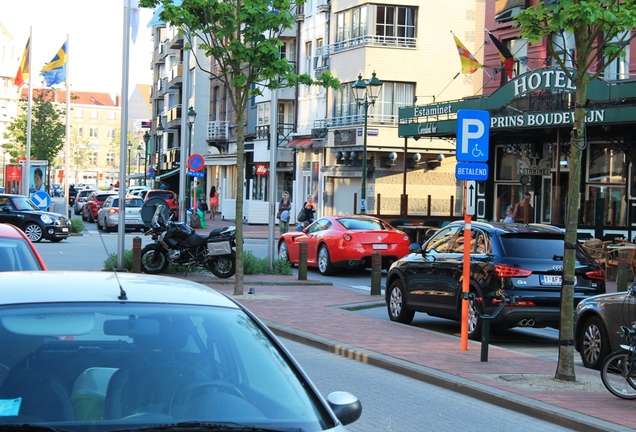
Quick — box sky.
[4,0,156,99]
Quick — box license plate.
[372,244,388,250]
[61,227,69,232]
[126,219,136,223]
[540,275,562,285]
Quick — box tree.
[4,91,66,166]
[140,0,339,295]
[515,0,636,381]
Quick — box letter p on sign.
[456,110,490,163]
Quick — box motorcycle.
[140,204,236,278]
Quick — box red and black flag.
[487,30,514,79]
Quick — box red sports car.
[0,223,47,271]
[278,215,412,275]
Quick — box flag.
[453,35,482,74]
[128,0,140,44]
[487,31,514,79]
[41,42,67,87]
[14,37,30,87]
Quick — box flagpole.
[23,27,33,196]
[116,0,132,268]
[64,34,70,218]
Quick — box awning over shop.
[156,167,180,180]
[205,155,237,165]
[285,138,313,148]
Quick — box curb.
[266,322,633,432]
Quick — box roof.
[0,271,239,307]
[20,89,116,106]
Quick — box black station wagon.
[385,221,606,339]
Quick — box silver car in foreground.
[0,271,361,430]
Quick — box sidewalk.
[174,270,634,432]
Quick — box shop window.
[584,143,627,226]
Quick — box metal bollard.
[298,242,307,280]
[370,252,382,296]
[617,249,628,292]
[132,236,142,273]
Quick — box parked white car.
[96,196,145,232]
[0,271,361,430]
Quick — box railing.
[169,62,183,81]
[322,113,398,128]
[207,121,230,140]
[254,123,295,145]
[167,105,182,123]
[320,35,417,55]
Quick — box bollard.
[617,250,628,292]
[132,236,142,273]
[370,252,382,296]
[298,242,308,280]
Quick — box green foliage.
[243,250,292,275]
[4,91,66,165]
[69,218,85,234]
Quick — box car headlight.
[41,214,54,224]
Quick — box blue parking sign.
[456,110,490,163]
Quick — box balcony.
[167,28,184,50]
[153,44,165,64]
[322,35,416,56]
[166,105,182,129]
[168,62,183,89]
[207,121,230,140]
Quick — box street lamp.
[135,144,143,179]
[352,71,383,214]
[126,142,133,186]
[143,131,150,186]
[156,124,164,187]
[186,107,197,211]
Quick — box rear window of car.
[337,218,387,230]
[499,234,573,259]
[148,192,175,200]
[127,198,144,207]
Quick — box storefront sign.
[334,129,357,145]
[512,69,576,97]
[492,109,605,129]
[518,155,551,176]
[255,163,269,176]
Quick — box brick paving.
[186,219,636,431]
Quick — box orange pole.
[460,181,470,351]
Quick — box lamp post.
[156,124,164,188]
[126,142,133,187]
[186,107,197,211]
[352,71,383,214]
[135,144,143,181]
[143,131,150,186]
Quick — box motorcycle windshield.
[151,204,166,228]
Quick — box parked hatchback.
[0,194,71,243]
[574,283,636,369]
[385,221,606,340]
[0,271,361,430]
[96,196,146,232]
[73,189,95,215]
[81,192,117,223]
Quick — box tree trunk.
[555,84,587,382]
[233,104,246,296]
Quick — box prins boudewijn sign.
[255,163,269,176]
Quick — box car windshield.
[11,196,39,211]
[0,302,333,430]
[0,238,42,271]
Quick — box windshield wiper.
[110,421,303,432]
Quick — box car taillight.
[494,264,532,278]
[343,234,352,242]
[586,269,605,281]
[108,208,119,214]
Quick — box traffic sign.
[188,170,204,178]
[456,163,489,181]
[456,110,490,162]
[31,191,51,210]
[465,181,476,216]
[187,153,205,172]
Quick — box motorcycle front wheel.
[208,251,236,278]
[141,244,169,274]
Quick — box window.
[334,81,414,121]
[107,129,116,139]
[89,152,98,167]
[108,112,116,120]
[106,153,115,166]
[335,6,367,43]
[89,128,98,138]
[77,127,84,137]
[75,110,83,119]
[376,6,415,39]
[90,111,98,119]
[305,41,312,77]
[603,30,630,81]
[257,103,269,126]
[551,31,575,69]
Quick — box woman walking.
[209,185,219,220]
[277,191,292,235]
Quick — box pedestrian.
[209,185,219,220]
[159,182,167,190]
[277,191,292,235]
[513,192,533,223]
[301,195,315,227]
[503,206,514,223]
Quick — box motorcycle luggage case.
[208,241,231,256]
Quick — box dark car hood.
[16,209,66,219]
